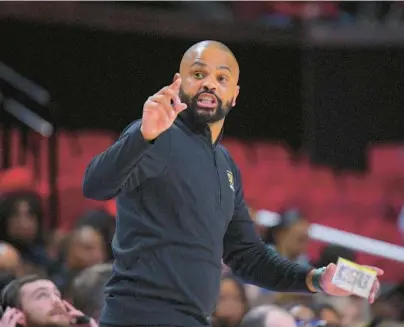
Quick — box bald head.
[180,40,239,82]
[0,242,22,275]
[176,40,240,126]
[240,305,297,327]
[181,41,238,67]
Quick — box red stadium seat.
[0,166,34,192]
[368,143,404,177]
[2,131,404,282]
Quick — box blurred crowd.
[0,189,402,327]
[46,2,404,27]
[230,1,404,26]
[123,1,404,26]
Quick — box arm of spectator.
[0,307,24,327]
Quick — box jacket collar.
[176,111,224,147]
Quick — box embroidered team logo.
[226,170,234,192]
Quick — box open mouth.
[197,93,218,109]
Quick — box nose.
[201,76,217,92]
[51,294,64,306]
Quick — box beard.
[25,319,69,327]
[179,87,233,124]
[25,312,70,327]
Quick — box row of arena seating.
[1,128,403,281]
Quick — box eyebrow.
[31,287,48,297]
[191,62,232,74]
[31,287,59,297]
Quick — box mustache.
[49,307,67,316]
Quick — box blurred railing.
[0,62,58,229]
[257,210,404,263]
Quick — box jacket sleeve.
[82,120,170,200]
[222,164,314,293]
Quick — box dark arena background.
[0,2,404,327]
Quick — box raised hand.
[63,301,98,327]
[140,76,187,141]
[0,308,24,327]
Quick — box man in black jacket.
[83,40,382,327]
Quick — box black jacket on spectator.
[83,114,313,327]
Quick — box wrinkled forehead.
[20,280,58,299]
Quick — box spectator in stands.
[271,293,313,308]
[314,303,341,326]
[289,304,316,325]
[51,226,107,295]
[366,321,404,327]
[370,283,404,322]
[46,230,69,263]
[240,305,297,327]
[289,303,342,327]
[248,207,268,237]
[263,208,309,264]
[0,191,52,275]
[327,297,369,327]
[214,275,249,327]
[69,264,113,322]
[0,243,22,278]
[314,245,356,269]
[0,272,14,294]
[74,209,115,261]
[0,275,98,327]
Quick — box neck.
[208,120,224,144]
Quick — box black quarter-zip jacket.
[82,112,314,327]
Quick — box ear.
[232,85,240,107]
[173,73,181,83]
[16,309,27,327]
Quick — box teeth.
[198,94,216,102]
[199,97,214,103]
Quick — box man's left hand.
[319,263,383,303]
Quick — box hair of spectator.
[70,264,113,317]
[239,305,285,327]
[0,191,46,245]
[315,244,356,268]
[0,274,46,310]
[312,303,341,319]
[0,271,16,294]
[263,208,304,245]
[74,209,115,260]
[220,273,250,313]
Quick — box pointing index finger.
[169,78,182,93]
